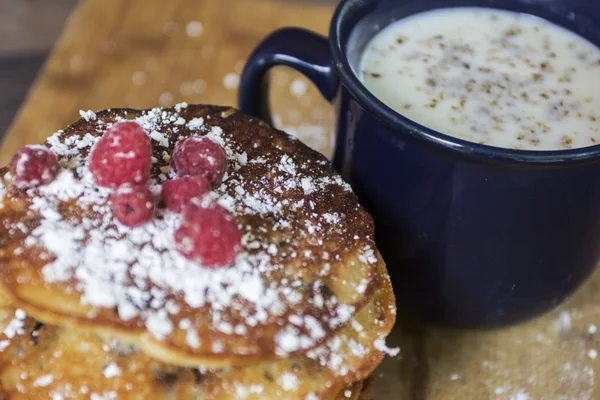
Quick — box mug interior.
[332,0,600,164]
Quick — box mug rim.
[328,0,600,165]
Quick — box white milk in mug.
[360,8,600,150]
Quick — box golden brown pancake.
[0,103,397,398]
[0,104,380,367]
[0,258,393,399]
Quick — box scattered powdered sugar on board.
[508,390,529,400]
[193,79,207,94]
[163,21,178,37]
[374,295,600,400]
[69,55,84,73]
[158,92,174,106]
[185,21,203,38]
[272,114,334,158]
[223,73,240,90]
[132,71,146,86]
[289,79,308,97]
[554,311,572,332]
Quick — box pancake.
[0,104,380,366]
[0,258,394,399]
[0,103,397,398]
[199,257,396,399]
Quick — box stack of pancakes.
[0,104,396,399]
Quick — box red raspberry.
[161,175,211,213]
[111,185,155,227]
[11,145,58,188]
[90,121,152,188]
[171,137,227,186]
[175,199,242,267]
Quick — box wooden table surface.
[2,0,600,399]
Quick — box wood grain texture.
[0,0,333,165]
[2,1,600,399]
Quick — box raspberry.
[111,185,155,227]
[175,199,242,267]
[171,137,227,186]
[90,121,152,188]
[161,175,211,213]
[11,145,58,188]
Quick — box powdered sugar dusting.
[187,117,204,131]
[33,374,54,387]
[2,104,377,358]
[273,116,334,159]
[102,363,121,379]
[90,392,117,400]
[278,372,298,391]
[374,338,400,357]
[2,308,27,344]
[79,110,97,122]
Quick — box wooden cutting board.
[2,0,600,399]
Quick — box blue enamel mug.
[238,0,600,328]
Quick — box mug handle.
[238,27,339,124]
